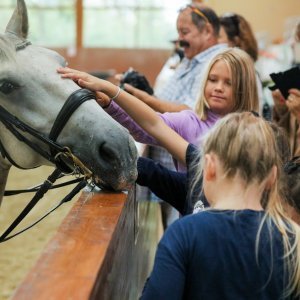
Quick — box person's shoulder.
[182,209,251,226]
[189,110,219,138]
[206,110,220,121]
[180,109,200,119]
[160,109,199,125]
[173,210,221,231]
[173,212,225,244]
[194,43,228,61]
[180,110,206,138]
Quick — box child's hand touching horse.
[57,67,113,107]
[57,66,189,164]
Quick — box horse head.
[0,0,138,205]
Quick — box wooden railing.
[12,187,162,300]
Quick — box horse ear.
[5,0,28,39]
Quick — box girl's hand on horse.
[57,67,112,94]
[58,67,120,107]
[95,91,111,108]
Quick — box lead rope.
[0,151,94,243]
[0,168,62,242]
[0,147,94,242]
[4,177,83,196]
[0,179,88,243]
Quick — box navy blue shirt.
[136,156,187,213]
[141,210,292,300]
[137,144,208,215]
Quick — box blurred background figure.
[219,13,258,62]
[292,22,300,67]
[272,22,300,157]
[153,40,184,95]
[218,13,270,118]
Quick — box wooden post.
[76,0,83,49]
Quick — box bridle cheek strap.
[49,88,95,142]
[48,88,96,171]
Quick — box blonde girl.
[141,112,300,299]
[195,47,258,120]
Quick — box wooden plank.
[11,191,126,299]
[11,188,162,300]
[90,192,161,300]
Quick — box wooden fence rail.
[12,187,161,300]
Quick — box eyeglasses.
[180,4,209,24]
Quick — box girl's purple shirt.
[105,101,220,171]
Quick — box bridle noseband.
[0,88,98,242]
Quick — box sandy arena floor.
[0,166,76,300]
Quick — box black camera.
[269,66,300,99]
[120,68,154,95]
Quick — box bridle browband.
[0,88,97,242]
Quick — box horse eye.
[0,81,16,94]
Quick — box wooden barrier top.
[12,191,127,300]
[12,184,162,300]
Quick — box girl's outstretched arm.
[57,67,189,164]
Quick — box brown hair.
[220,13,258,61]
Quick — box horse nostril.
[98,142,117,163]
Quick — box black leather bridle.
[0,88,97,242]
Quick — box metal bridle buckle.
[55,147,93,180]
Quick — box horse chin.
[94,172,137,192]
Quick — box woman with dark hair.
[272,23,300,156]
[218,13,258,62]
[218,13,270,118]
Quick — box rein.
[4,177,83,196]
[0,88,97,242]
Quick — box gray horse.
[0,0,138,206]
